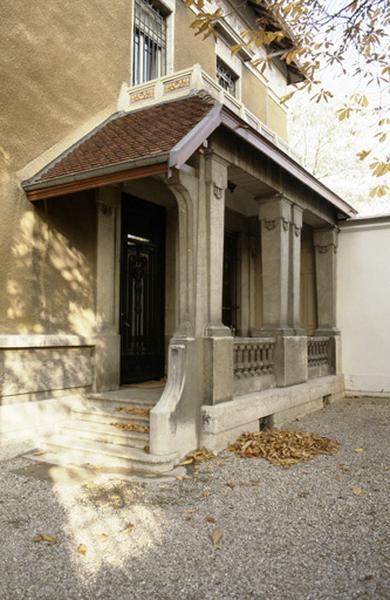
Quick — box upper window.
[217,58,238,97]
[133,0,167,86]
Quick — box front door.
[120,194,166,384]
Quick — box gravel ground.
[0,396,389,600]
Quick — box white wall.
[338,214,390,393]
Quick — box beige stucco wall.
[338,215,390,393]
[266,95,288,140]
[174,1,216,78]
[0,1,132,335]
[241,69,267,123]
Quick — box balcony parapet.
[233,337,276,395]
[307,336,332,378]
[117,64,300,163]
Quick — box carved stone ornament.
[213,184,224,200]
[264,219,276,231]
[294,224,301,237]
[317,244,330,254]
[99,203,113,216]
[282,218,289,232]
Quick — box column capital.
[204,150,228,192]
[313,226,339,252]
[257,193,292,221]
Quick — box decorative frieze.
[164,76,191,94]
[129,87,154,104]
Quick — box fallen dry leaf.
[210,527,223,547]
[84,482,98,491]
[78,544,87,555]
[354,447,365,453]
[33,533,57,545]
[202,489,210,498]
[179,448,215,466]
[144,445,150,454]
[33,450,47,457]
[110,495,121,501]
[352,486,364,496]
[100,533,109,541]
[226,481,236,489]
[206,516,216,524]
[115,406,150,417]
[176,475,184,481]
[110,422,149,434]
[228,429,340,468]
[121,522,135,535]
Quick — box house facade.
[0,0,356,471]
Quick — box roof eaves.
[220,108,357,218]
[169,102,222,171]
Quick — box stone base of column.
[203,335,234,405]
[204,323,232,337]
[94,331,121,392]
[274,335,308,387]
[315,327,340,336]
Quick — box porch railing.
[233,337,275,380]
[307,336,331,377]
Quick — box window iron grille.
[133,0,167,86]
[217,59,237,97]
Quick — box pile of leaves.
[228,429,340,468]
[110,422,149,434]
[179,447,215,466]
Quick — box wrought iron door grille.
[133,0,167,85]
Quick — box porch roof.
[22,91,357,218]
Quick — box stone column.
[256,195,307,386]
[313,227,339,335]
[288,204,304,334]
[94,186,121,391]
[256,194,292,335]
[203,151,230,337]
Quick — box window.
[217,58,238,97]
[133,0,167,86]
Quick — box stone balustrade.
[307,336,331,378]
[233,337,275,380]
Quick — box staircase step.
[63,420,149,448]
[40,435,176,473]
[71,408,150,426]
[87,388,162,406]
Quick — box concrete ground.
[0,396,389,600]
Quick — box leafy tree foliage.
[187,0,389,196]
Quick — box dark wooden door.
[222,231,239,332]
[120,194,165,384]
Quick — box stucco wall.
[241,69,267,123]
[266,95,288,140]
[0,1,132,335]
[174,1,216,77]
[338,215,390,393]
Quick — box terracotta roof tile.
[34,92,215,184]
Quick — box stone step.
[40,435,176,474]
[63,420,149,449]
[71,407,150,426]
[86,389,161,407]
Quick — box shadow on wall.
[3,191,97,336]
[0,191,99,434]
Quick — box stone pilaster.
[313,227,339,335]
[94,186,121,391]
[203,151,230,337]
[289,204,304,334]
[256,194,292,335]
